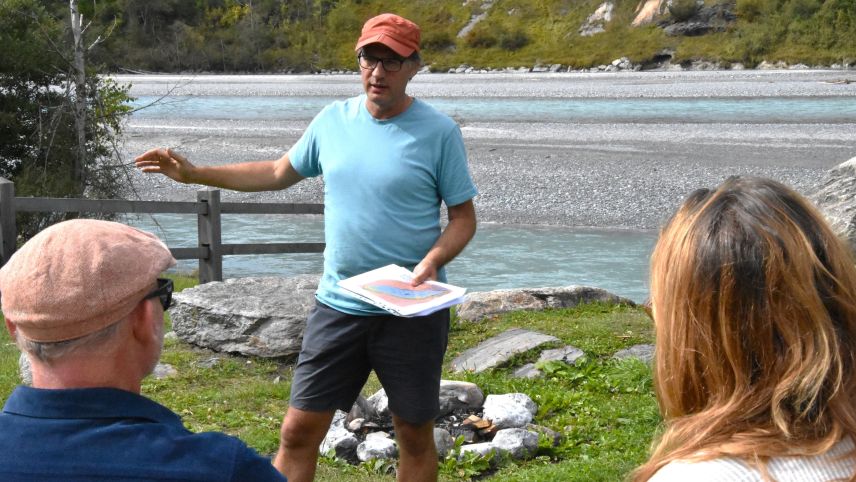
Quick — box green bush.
[498,30,529,50]
[464,28,498,49]
[422,31,457,51]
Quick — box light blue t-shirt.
[288,95,478,315]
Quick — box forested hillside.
[29,0,856,72]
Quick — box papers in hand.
[337,264,467,317]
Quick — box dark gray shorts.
[289,301,450,424]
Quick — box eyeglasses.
[145,278,174,311]
[358,53,406,72]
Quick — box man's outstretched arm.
[134,148,304,192]
[411,199,477,286]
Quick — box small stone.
[347,418,365,432]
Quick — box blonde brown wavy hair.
[634,177,856,481]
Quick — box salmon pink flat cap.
[0,219,175,342]
[355,13,421,57]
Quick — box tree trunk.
[70,0,87,193]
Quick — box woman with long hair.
[635,176,856,481]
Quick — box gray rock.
[810,157,856,252]
[526,423,563,447]
[151,363,178,379]
[690,60,720,70]
[450,328,559,373]
[482,393,538,429]
[346,395,371,424]
[457,286,635,322]
[366,431,391,440]
[511,363,542,379]
[612,57,633,70]
[434,428,456,458]
[366,388,391,423]
[347,417,365,432]
[614,344,655,363]
[457,3,491,39]
[538,345,585,365]
[514,345,585,379]
[438,380,485,415]
[664,21,711,36]
[357,436,398,462]
[170,275,318,358]
[458,441,498,459]
[196,356,221,369]
[660,1,735,37]
[321,410,359,461]
[757,60,789,70]
[492,428,540,459]
[579,2,614,37]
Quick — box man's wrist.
[182,166,200,185]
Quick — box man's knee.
[393,416,437,454]
[279,407,335,449]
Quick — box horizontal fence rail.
[0,178,324,283]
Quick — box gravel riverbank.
[119,71,856,230]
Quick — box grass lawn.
[0,274,660,481]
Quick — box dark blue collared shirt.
[0,386,286,481]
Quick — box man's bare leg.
[274,406,336,482]
[392,414,438,482]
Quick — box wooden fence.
[0,178,324,283]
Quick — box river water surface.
[119,71,856,302]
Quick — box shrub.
[499,30,530,51]
[422,31,456,51]
[465,29,497,48]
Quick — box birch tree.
[0,0,131,241]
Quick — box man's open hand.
[135,147,195,184]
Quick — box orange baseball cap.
[355,13,421,58]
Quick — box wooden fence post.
[0,178,17,266]
[197,188,223,283]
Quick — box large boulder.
[170,275,319,358]
[457,286,635,322]
[811,157,856,252]
[660,1,736,37]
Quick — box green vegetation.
[0,273,660,481]
[15,0,853,73]
[0,0,133,241]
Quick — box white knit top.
[649,437,855,482]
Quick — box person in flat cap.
[135,12,477,482]
[0,219,286,482]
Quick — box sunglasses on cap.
[145,278,173,311]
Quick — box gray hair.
[14,318,126,363]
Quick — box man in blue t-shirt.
[135,13,478,482]
[0,219,286,482]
